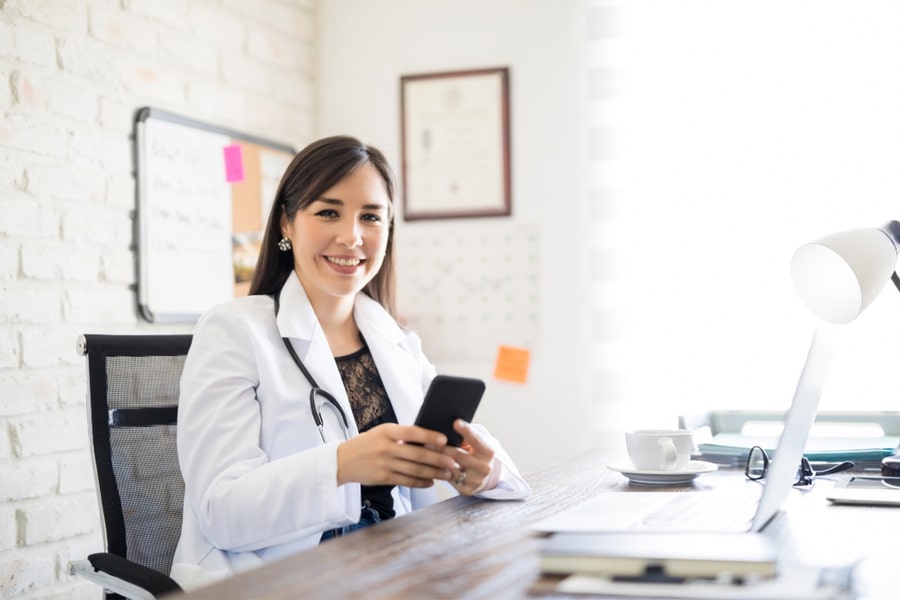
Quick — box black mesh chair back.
[79,333,192,596]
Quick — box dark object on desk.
[538,532,779,580]
[414,375,484,446]
[882,454,900,476]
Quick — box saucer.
[607,460,718,486]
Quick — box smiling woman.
[169,135,532,591]
[250,136,399,314]
[278,162,392,326]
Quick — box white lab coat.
[170,273,531,590]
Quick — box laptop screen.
[750,329,833,530]
[529,330,834,535]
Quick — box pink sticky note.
[223,144,245,183]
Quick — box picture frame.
[400,67,511,220]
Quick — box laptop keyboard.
[638,490,760,531]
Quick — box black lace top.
[335,339,397,520]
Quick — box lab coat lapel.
[275,274,317,355]
[354,294,423,426]
[276,275,358,437]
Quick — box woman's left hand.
[441,419,500,495]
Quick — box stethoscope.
[274,292,351,443]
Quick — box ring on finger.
[454,469,468,487]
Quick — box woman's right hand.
[336,423,459,488]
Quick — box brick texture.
[0,0,315,597]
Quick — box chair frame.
[70,333,192,600]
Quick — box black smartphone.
[413,375,485,446]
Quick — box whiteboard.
[133,108,295,322]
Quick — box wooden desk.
[166,448,895,599]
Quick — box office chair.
[68,333,192,600]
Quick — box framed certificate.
[400,67,511,220]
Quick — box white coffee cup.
[625,429,694,472]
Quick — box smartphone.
[413,375,485,446]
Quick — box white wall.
[317,0,600,474]
[320,0,900,472]
[613,1,900,424]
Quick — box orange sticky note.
[493,345,530,383]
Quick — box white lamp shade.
[791,227,899,324]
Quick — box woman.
[170,135,531,589]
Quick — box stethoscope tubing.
[274,291,350,442]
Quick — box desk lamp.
[790,220,900,325]
[791,220,900,477]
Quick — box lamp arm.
[892,271,900,295]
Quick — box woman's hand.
[441,420,500,496]
[336,423,459,488]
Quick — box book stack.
[532,532,856,599]
[538,532,779,582]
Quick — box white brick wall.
[0,1,316,598]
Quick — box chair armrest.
[68,553,181,600]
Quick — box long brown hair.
[249,135,398,315]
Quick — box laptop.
[534,329,833,534]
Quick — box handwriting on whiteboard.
[142,118,232,314]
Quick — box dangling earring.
[278,236,292,252]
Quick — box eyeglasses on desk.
[744,445,855,487]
